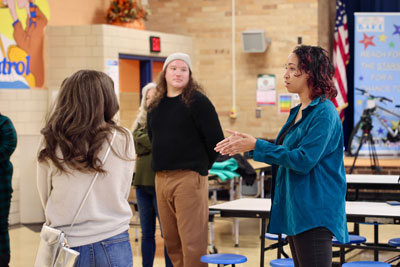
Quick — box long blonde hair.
[132,82,156,131]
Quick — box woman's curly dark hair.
[149,69,205,111]
[293,45,337,100]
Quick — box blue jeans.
[136,186,173,267]
[72,230,132,267]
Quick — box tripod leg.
[350,133,367,174]
[367,134,381,173]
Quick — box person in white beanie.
[147,52,224,267]
[132,82,172,267]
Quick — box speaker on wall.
[241,29,271,53]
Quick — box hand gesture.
[215,129,257,156]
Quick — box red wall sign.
[150,36,161,52]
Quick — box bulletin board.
[354,12,400,155]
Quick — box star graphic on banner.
[393,24,400,36]
[359,76,364,81]
[389,42,395,48]
[392,120,399,130]
[359,33,375,49]
[379,33,387,42]
[377,128,384,135]
[357,100,363,105]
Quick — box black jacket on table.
[147,90,224,176]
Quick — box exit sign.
[150,36,161,52]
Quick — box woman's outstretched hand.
[215,129,257,156]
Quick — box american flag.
[332,0,349,120]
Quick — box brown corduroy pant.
[155,170,209,267]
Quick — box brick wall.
[3,24,192,225]
[146,0,327,138]
[2,0,338,224]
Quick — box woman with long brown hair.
[147,52,224,267]
[37,70,135,266]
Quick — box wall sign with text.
[0,0,50,89]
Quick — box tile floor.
[9,215,400,266]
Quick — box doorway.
[118,54,165,129]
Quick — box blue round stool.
[342,261,391,266]
[333,235,367,264]
[265,233,288,240]
[270,258,294,267]
[333,234,367,244]
[265,233,290,258]
[200,254,247,266]
[389,237,400,247]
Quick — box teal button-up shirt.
[253,96,349,243]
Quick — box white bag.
[34,225,79,267]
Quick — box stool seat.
[342,261,391,266]
[333,234,366,244]
[270,258,294,267]
[200,254,247,265]
[265,233,288,240]
[388,237,400,247]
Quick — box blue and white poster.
[354,13,400,156]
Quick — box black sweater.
[147,91,224,175]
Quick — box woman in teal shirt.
[215,45,349,267]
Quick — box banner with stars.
[354,13,400,156]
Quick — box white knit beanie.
[162,52,192,71]
[142,82,157,94]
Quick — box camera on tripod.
[360,113,373,132]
